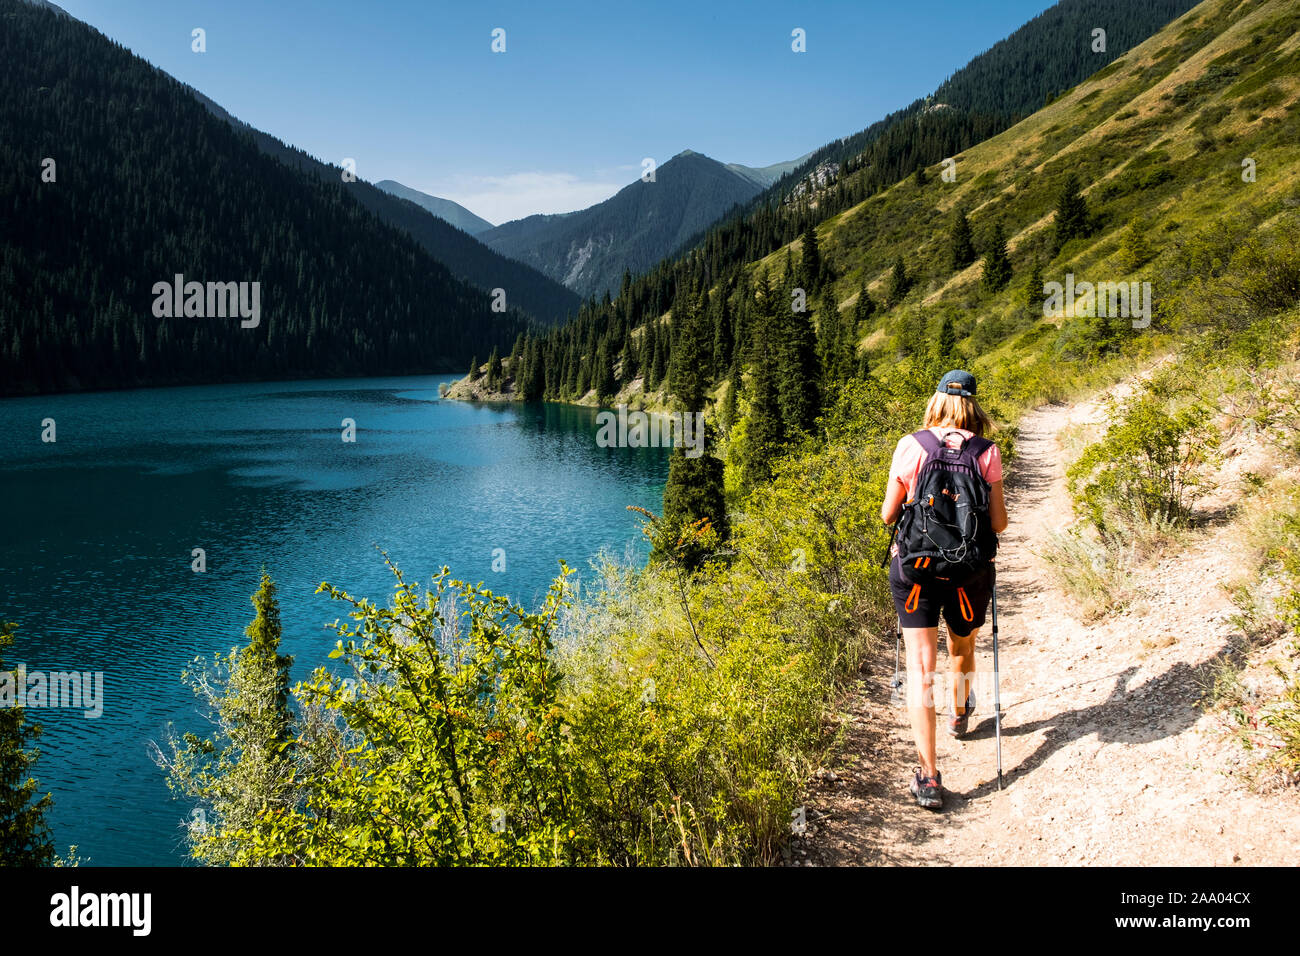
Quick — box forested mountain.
[374,180,495,236]
[667,0,1201,269]
[479,151,767,300]
[0,0,547,396]
[188,91,578,323]
[459,0,1204,420]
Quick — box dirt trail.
[793,393,1300,866]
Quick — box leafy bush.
[1067,379,1219,536]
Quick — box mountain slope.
[188,91,579,324]
[479,150,765,300]
[0,0,537,395]
[374,180,495,236]
[460,0,1288,417]
[667,0,1202,270]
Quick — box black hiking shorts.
[889,557,994,636]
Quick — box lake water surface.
[0,375,669,865]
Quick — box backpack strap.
[911,429,943,457]
[963,434,993,463]
[915,429,994,475]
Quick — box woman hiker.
[880,370,1008,810]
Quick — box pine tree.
[658,442,729,570]
[1119,215,1153,271]
[486,347,502,390]
[800,223,822,291]
[775,274,821,436]
[720,373,738,433]
[935,315,957,363]
[522,340,545,400]
[0,621,57,866]
[736,281,786,491]
[165,573,295,865]
[856,349,871,380]
[950,207,976,271]
[1053,173,1090,254]
[668,296,708,411]
[650,321,667,389]
[981,220,1013,293]
[467,355,479,380]
[234,572,294,757]
[594,340,616,403]
[913,163,927,187]
[854,285,875,326]
[886,256,912,307]
[1025,258,1045,318]
[712,292,733,377]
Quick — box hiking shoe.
[947,691,976,738]
[910,768,943,810]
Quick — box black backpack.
[892,429,998,588]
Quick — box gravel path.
[791,396,1300,866]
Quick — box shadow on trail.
[945,639,1237,806]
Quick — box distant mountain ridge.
[0,0,542,395]
[185,90,578,323]
[374,180,495,235]
[479,150,770,300]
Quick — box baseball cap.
[936,369,977,397]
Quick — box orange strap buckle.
[905,583,922,614]
[956,587,974,622]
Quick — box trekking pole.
[890,617,904,706]
[991,578,1004,791]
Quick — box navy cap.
[937,369,977,397]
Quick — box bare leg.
[948,626,979,717]
[903,626,940,777]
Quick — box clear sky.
[51,0,1056,224]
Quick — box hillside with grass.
[165,0,1300,865]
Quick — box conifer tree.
[775,275,821,437]
[981,220,1013,293]
[1025,258,1045,318]
[736,278,786,492]
[650,321,667,389]
[164,573,295,865]
[1119,215,1153,271]
[1053,173,1090,254]
[669,296,709,411]
[712,292,734,377]
[950,207,976,271]
[486,347,502,390]
[720,373,738,433]
[658,441,729,570]
[935,314,957,363]
[886,256,912,307]
[467,355,479,380]
[854,285,875,326]
[0,621,56,866]
[800,223,822,291]
[594,341,616,404]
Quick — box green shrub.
[1067,380,1220,536]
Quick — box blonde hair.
[922,392,992,437]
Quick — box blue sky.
[53,0,1056,223]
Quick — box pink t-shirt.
[889,426,1003,505]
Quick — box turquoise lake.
[0,375,670,865]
